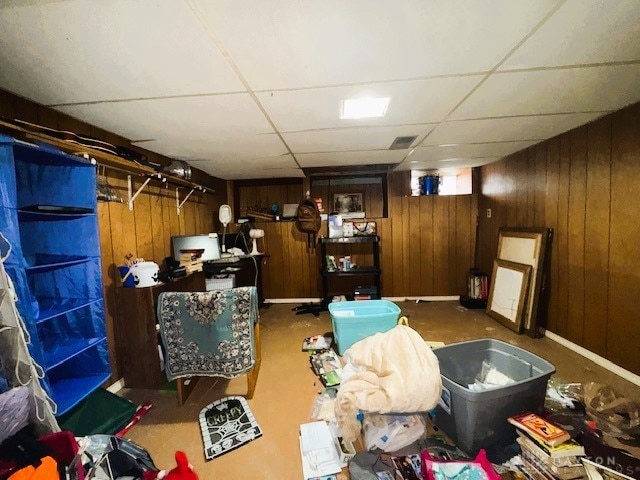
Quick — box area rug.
[199,396,262,460]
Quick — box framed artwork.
[487,259,532,333]
[333,193,363,214]
[496,228,553,337]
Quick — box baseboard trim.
[387,296,459,302]
[106,378,125,394]
[264,298,322,304]
[264,296,459,304]
[542,329,640,387]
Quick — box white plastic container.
[206,275,235,291]
[130,262,159,288]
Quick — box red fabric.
[37,431,78,467]
[0,459,18,480]
[164,452,198,480]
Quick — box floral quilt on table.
[157,287,257,381]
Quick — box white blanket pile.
[335,325,442,441]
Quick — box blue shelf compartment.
[50,373,112,416]
[25,256,92,273]
[1,132,110,418]
[36,298,102,325]
[46,342,111,416]
[43,336,107,371]
[12,140,92,167]
[14,148,96,212]
[18,209,95,220]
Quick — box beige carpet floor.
[120,301,640,480]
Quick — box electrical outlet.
[486,208,492,218]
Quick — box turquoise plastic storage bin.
[329,300,401,355]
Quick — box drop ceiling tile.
[136,135,288,163]
[412,141,537,161]
[451,65,640,119]
[56,94,278,143]
[396,157,501,171]
[501,0,640,70]
[189,155,300,179]
[296,150,406,168]
[203,167,305,180]
[189,154,297,169]
[193,0,558,90]
[187,154,302,180]
[283,125,434,153]
[0,0,243,105]
[257,77,482,131]
[424,113,605,145]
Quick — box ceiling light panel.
[282,125,433,153]
[256,76,482,131]
[340,97,390,119]
[0,1,244,105]
[501,0,640,70]
[296,150,406,167]
[424,112,605,145]
[451,65,640,120]
[192,0,558,90]
[55,94,278,143]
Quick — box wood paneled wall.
[258,172,478,298]
[98,172,220,380]
[0,89,227,381]
[310,177,385,218]
[235,179,303,217]
[478,102,640,375]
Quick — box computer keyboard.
[207,256,241,264]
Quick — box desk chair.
[157,287,261,405]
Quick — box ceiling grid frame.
[0,0,639,178]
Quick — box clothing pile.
[335,325,443,442]
[0,430,160,480]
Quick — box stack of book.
[509,412,586,480]
[179,251,203,273]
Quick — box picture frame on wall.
[333,193,363,214]
[496,227,553,338]
[487,259,532,334]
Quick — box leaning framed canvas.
[487,259,532,333]
[497,228,553,337]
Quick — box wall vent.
[389,135,417,150]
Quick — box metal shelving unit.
[319,235,380,304]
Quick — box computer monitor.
[171,233,221,262]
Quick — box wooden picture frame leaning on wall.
[496,228,553,338]
[487,259,532,334]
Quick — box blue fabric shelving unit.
[0,134,110,416]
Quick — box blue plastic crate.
[329,300,401,355]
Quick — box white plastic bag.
[363,413,425,452]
